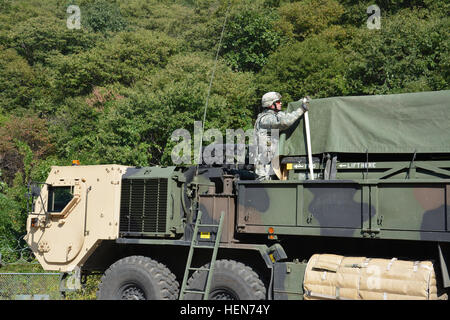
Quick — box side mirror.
[30,184,41,197]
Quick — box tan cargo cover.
[304,254,438,300]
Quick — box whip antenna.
[196,1,231,174]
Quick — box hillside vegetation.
[0,0,448,258]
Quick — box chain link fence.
[0,235,62,300]
[0,272,61,300]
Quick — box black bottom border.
[1,299,449,319]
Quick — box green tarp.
[279,90,450,156]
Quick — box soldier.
[253,92,309,180]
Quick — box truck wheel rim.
[210,288,238,300]
[120,284,146,300]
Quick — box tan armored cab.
[25,164,129,272]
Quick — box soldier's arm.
[259,107,305,130]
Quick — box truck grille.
[119,178,168,235]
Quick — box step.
[189,267,210,272]
[193,245,215,249]
[182,290,205,295]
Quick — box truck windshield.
[48,186,74,212]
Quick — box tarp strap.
[413,261,419,272]
[305,289,354,300]
[387,258,397,271]
[362,258,371,268]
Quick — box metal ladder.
[179,210,225,300]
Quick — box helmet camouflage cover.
[261,92,282,109]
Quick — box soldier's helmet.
[261,92,282,109]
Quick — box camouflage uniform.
[254,107,306,180]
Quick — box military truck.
[25,90,450,300]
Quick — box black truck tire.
[185,259,266,300]
[97,255,179,300]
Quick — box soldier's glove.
[300,96,311,112]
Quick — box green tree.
[276,0,345,40]
[0,172,24,263]
[0,115,53,185]
[0,142,37,263]
[7,16,97,66]
[49,52,257,166]
[0,47,36,113]
[48,30,182,97]
[345,9,449,94]
[83,0,127,33]
[220,7,285,72]
[258,36,349,101]
[148,52,257,163]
